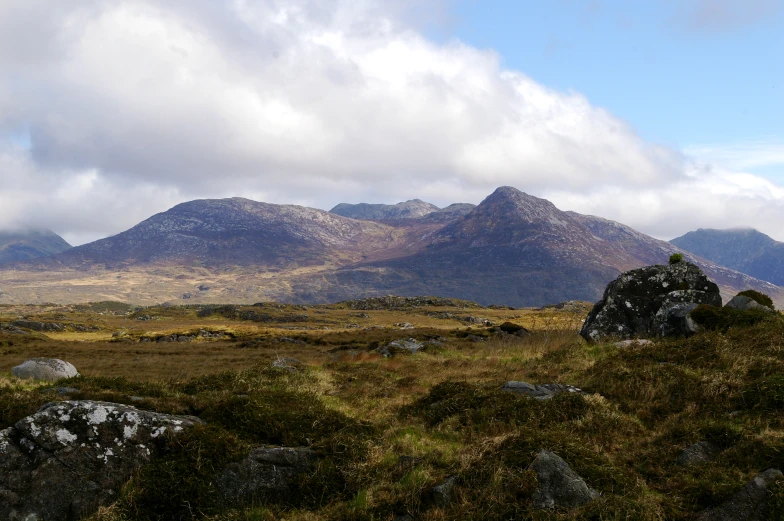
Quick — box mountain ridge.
[0,229,72,264]
[1,188,780,307]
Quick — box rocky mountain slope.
[330,199,440,220]
[671,228,784,286]
[2,188,780,307]
[0,230,71,264]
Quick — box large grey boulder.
[696,468,783,521]
[725,295,775,312]
[502,381,583,400]
[216,447,317,506]
[11,358,79,381]
[580,262,721,342]
[0,400,202,521]
[377,338,424,357]
[530,450,599,509]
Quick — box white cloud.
[0,0,783,245]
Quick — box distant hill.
[3,188,780,307]
[330,199,440,220]
[0,230,71,264]
[670,228,784,286]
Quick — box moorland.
[3,296,784,520]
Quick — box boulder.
[725,295,775,312]
[530,450,599,509]
[580,262,721,342]
[378,338,424,357]
[677,441,719,467]
[11,320,65,332]
[696,468,783,521]
[11,358,79,381]
[502,381,583,400]
[216,447,317,506]
[0,400,202,521]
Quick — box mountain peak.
[475,186,562,223]
[330,199,440,220]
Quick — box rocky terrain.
[0,187,781,307]
[330,199,441,220]
[0,229,71,264]
[671,228,784,286]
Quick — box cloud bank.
[0,0,783,244]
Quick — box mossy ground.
[2,300,784,520]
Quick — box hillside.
[330,199,440,220]
[0,230,71,264]
[0,188,780,307]
[671,228,784,286]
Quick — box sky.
[0,0,782,246]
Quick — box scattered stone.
[216,447,317,507]
[502,381,583,400]
[677,441,719,467]
[465,334,485,342]
[696,468,783,521]
[530,450,599,509]
[725,295,775,312]
[615,339,654,348]
[0,400,202,521]
[198,284,210,291]
[11,358,79,381]
[112,330,128,338]
[0,324,29,335]
[462,316,494,326]
[378,338,424,357]
[271,357,304,372]
[135,314,155,321]
[272,336,307,345]
[181,292,192,299]
[580,262,722,342]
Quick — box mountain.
[0,230,72,264]
[330,199,440,220]
[670,228,784,286]
[1,188,780,307]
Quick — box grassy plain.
[2,298,784,520]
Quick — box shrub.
[669,253,684,265]
[737,289,775,310]
[689,304,773,333]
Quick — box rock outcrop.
[696,468,783,521]
[580,262,722,342]
[530,450,599,509]
[725,295,775,312]
[11,358,79,381]
[377,338,424,357]
[0,400,202,521]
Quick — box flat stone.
[502,381,583,400]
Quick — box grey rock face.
[216,447,317,506]
[11,358,79,381]
[0,400,202,521]
[696,468,783,521]
[11,320,65,332]
[580,262,722,342]
[378,338,424,357]
[530,450,599,509]
[502,381,583,400]
[725,295,775,312]
[677,441,719,467]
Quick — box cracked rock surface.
[0,400,201,521]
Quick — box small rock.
[502,381,583,400]
[11,359,79,381]
[498,321,530,335]
[271,357,304,372]
[530,450,599,509]
[696,468,783,521]
[423,475,457,508]
[677,441,719,467]
[378,338,424,357]
[394,322,415,329]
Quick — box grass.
[2,300,784,519]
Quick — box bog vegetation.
[2,297,784,520]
